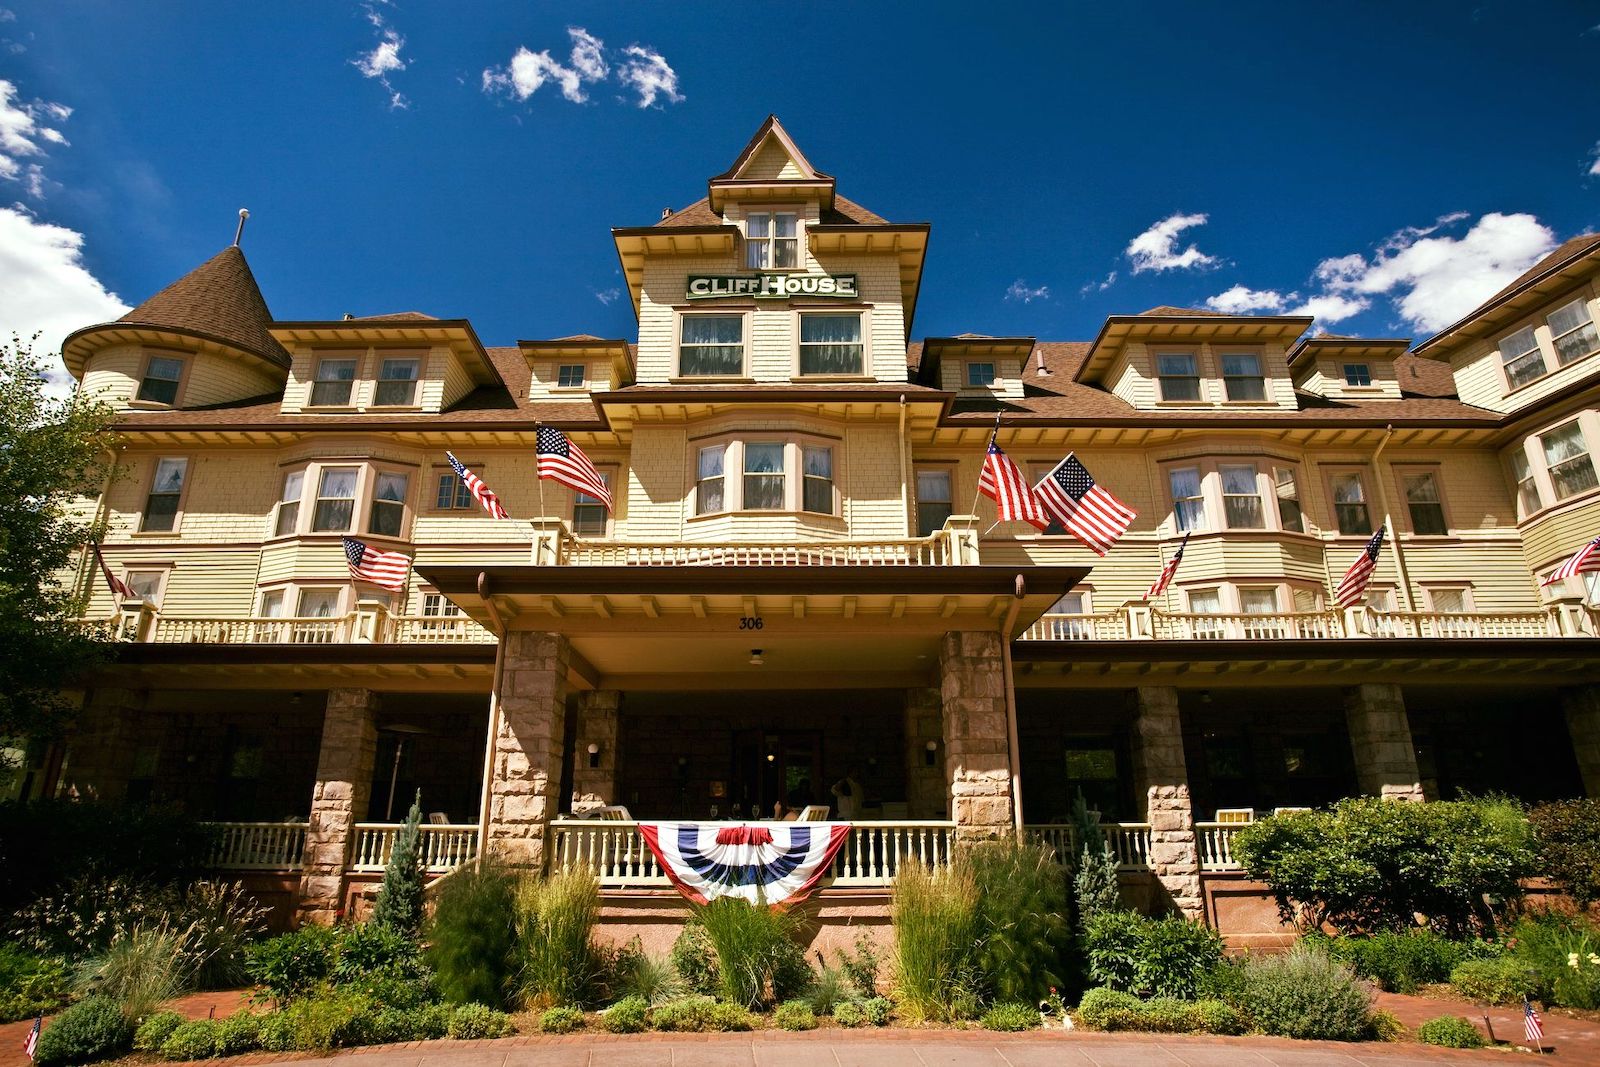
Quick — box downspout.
[1369,425,1418,613]
[1001,573,1026,840]
[474,572,507,870]
[898,395,912,537]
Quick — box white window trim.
[687,433,843,520]
[307,351,363,409]
[1421,584,1476,613]
[269,459,416,542]
[674,310,752,380]
[131,351,188,409]
[792,307,869,380]
[1324,466,1376,537]
[572,466,615,538]
[1217,349,1271,404]
[1393,464,1450,536]
[1549,296,1600,368]
[1152,348,1205,404]
[1158,458,1308,536]
[741,206,804,272]
[119,565,173,609]
[137,455,192,536]
[371,353,424,409]
[1538,417,1600,504]
[914,463,956,538]
[553,363,589,391]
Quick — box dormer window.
[557,364,586,388]
[136,355,185,406]
[1220,352,1265,401]
[745,211,798,269]
[964,361,997,388]
[311,357,358,407]
[1500,326,1545,390]
[374,357,419,406]
[798,313,864,376]
[1343,363,1372,387]
[1156,353,1200,401]
[1549,298,1599,367]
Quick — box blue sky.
[1,1,1598,367]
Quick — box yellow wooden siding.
[739,139,806,180]
[1449,286,1600,414]
[938,356,1025,399]
[1108,341,1297,410]
[82,346,281,410]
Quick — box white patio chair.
[797,804,831,821]
[1214,808,1255,824]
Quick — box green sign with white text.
[686,274,859,301]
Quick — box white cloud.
[1079,270,1117,295]
[353,5,407,109]
[1285,293,1369,324]
[483,27,630,106]
[0,206,129,386]
[0,78,68,188]
[1004,279,1049,304]
[1588,141,1600,177]
[568,28,608,82]
[1314,212,1557,331]
[593,287,622,305]
[1126,212,1218,273]
[1204,284,1287,314]
[616,45,682,108]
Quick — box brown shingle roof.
[112,246,290,368]
[654,194,887,229]
[1138,306,1229,317]
[1483,233,1600,308]
[351,311,439,322]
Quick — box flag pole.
[534,422,548,565]
[967,414,1002,530]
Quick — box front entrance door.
[733,729,821,818]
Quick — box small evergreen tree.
[1070,791,1122,929]
[371,791,426,938]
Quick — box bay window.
[141,458,188,533]
[1220,353,1266,401]
[916,469,953,537]
[274,470,304,536]
[310,357,358,406]
[1500,326,1545,390]
[1400,469,1446,535]
[1169,466,1206,531]
[798,313,864,376]
[1509,450,1542,516]
[1156,353,1201,401]
[802,446,834,514]
[1549,298,1599,367]
[1329,471,1373,535]
[1542,421,1598,500]
[368,471,410,537]
[297,588,341,618]
[679,315,745,377]
[312,466,359,532]
[743,443,785,510]
[745,211,798,269]
[1273,467,1304,532]
[1220,463,1264,528]
[136,355,184,406]
[1240,587,1279,614]
[696,447,725,515]
[374,357,419,406]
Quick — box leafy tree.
[1528,798,1600,905]
[0,335,118,742]
[371,791,426,939]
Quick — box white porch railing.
[205,821,308,871]
[150,614,353,645]
[1023,822,1154,871]
[387,614,496,644]
[554,530,967,568]
[1366,609,1559,639]
[1150,609,1347,641]
[1195,822,1245,871]
[1019,612,1130,641]
[349,823,481,873]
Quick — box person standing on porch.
[831,766,865,820]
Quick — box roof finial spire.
[233,208,250,248]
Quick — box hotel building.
[28,117,1600,941]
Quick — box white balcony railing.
[1019,612,1131,641]
[350,823,481,873]
[1366,609,1560,639]
[205,821,309,871]
[1024,823,1154,871]
[151,615,353,645]
[1195,822,1245,871]
[387,614,496,644]
[553,529,969,568]
[1150,609,1347,641]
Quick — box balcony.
[76,606,496,646]
[1018,602,1599,642]
[536,523,977,568]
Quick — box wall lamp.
[924,740,939,766]
[587,742,600,768]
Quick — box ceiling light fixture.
[749,649,764,666]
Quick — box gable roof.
[654,194,887,229]
[710,115,832,183]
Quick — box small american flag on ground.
[1335,525,1386,608]
[1033,454,1136,556]
[1525,997,1544,1046]
[24,1015,39,1060]
[978,439,1047,530]
[536,426,612,512]
[446,451,509,519]
[342,536,411,592]
[1146,532,1190,599]
[91,540,134,599]
[1541,535,1600,586]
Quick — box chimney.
[660,207,673,220]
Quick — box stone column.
[297,688,379,925]
[1343,683,1423,801]
[571,689,620,812]
[903,687,946,819]
[1130,686,1203,920]
[486,631,570,869]
[1562,686,1600,798]
[59,688,144,801]
[938,632,1014,840]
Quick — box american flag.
[1032,454,1136,556]
[23,1015,39,1060]
[446,451,509,519]
[1524,997,1544,1046]
[91,540,134,600]
[1541,535,1600,586]
[536,426,612,512]
[1147,532,1190,599]
[1335,525,1386,608]
[342,536,411,592]
[978,440,1047,530]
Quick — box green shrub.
[371,793,427,939]
[1315,929,1496,993]
[281,987,377,1050]
[1070,794,1123,931]
[538,1005,584,1033]
[1198,956,1248,1003]
[1370,1009,1407,1041]
[133,1009,186,1052]
[670,922,719,995]
[368,1006,417,1044]
[890,862,981,1022]
[33,995,131,1067]
[601,995,649,1033]
[1190,999,1246,1036]
[1418,1015,1485,1048]
[1075,987,1144,1031]
[707,1002,756,1031]
[160,1018,223,1060]
[695,897,809,1009]
[1232,796,1533,936]
[410,1002,452,1039]
[965,839,1069,1004]
[1451,956,1541,1004]
[245,924,340,1007]
[216,1013,262,1056]
[1084,911,1223,999]
[607,946,682,1005]
[73,923,189,1020]
[803,965,852,1015]
[1531,799,1600,905]
[335,921,424,983]
[426,857,518,1008]
[836,931,880,997]
[515,869,601,1010]
[447,1001,514,1039]
[258,1011,296,1052]
[861,996,893,1026]
[1237,943,1375,1041]
[650,995,716,1032]
[0,945,70,1023]
[979,1001,1038,1031]
[1072,989,1241,1035]
[1507,910,1600,1007]
[832,1000,866,1027]
[774,1000,816,1030]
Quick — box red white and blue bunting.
[637,822,851,907]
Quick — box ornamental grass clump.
[426,856,518,1009]
[694,896,809,1009]
[514,868,601,1010]
[72,923,189,1021]
[890,861,981,1023]
[964,838,1070,1004]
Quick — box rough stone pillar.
[59,688,144,801]
[938,632,1014,840]
[486,631,570,869]
[297,688,379,925]
[571,689,620,812]
[1562,687,1600,798]
[903,687,946,819]
[1343,683,1424,801]
[1130,686,1202,919]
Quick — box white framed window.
[679,315,745,377]
[1220,352,1266,401]
[435,471,473,510]
[1156,352,1201,402]
[695,446,725,515]
[1500,325,1545,390]
[257,589,286,618]
[1169,466,1206,531]
[1273,466,1304,533]
[1328,470,1373,535]
[312,466,360,532]
[1187,587,1223,613]
[798,313,864,376]
[141,457,189,533]
[556,363,586,388]
[1364,587,1395,613]
[802,446,834,514]
[136,355,185,406]
[1509,449,1542,516]
[121,569,167,607]
[1542,421,1598,500]
[310,356,358,406]
[916,468,953,538]
[1425,586,1472,613]
[368,471,410,538]
[421,592,462,619]
[1239,587,1280,614]
[1220,463,1264,528]
[1549,298,1599,368]
[573,470,612,536]
[1400,468,1447,535]
[1342,363,1372,387]
[745,210,798,269]
[296,587,342,618]
[964,361,997,388]
[274,470,304,537]
[742,443,786,511]
[1051,592,1089,615]
[373,357,419,407]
